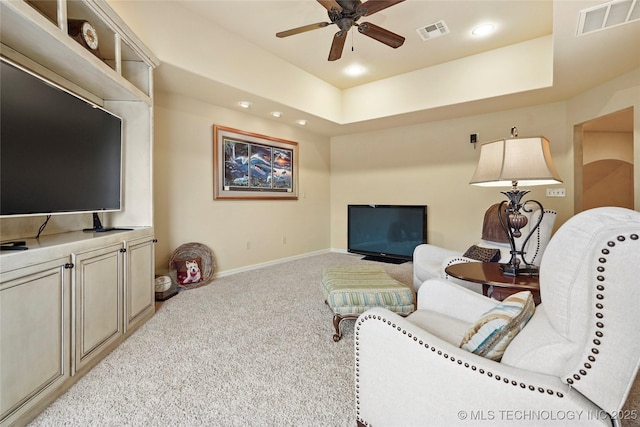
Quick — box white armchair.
[413,204,557,292]
[356,207,640,427]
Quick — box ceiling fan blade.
[317,0,343,12]
[357,22,405,48]
[356,0,405,17]
[276,22,331,38]
[328,31,348,61]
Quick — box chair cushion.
[459,291,535,361]
[462,245,501,262]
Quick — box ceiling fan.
[276,0,406,61]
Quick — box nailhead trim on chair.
[354,310,567,426]
[524,209,556,265]
[566,233,639,386]
[443,257,472,279]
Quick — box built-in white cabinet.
[0,230,156,426]
[0,0,158,425]
[124,237,156,332]
[73,243,124,374]
[0,257,71,427]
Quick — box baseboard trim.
[214,249,332,278]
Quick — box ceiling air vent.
[416,20,450,41]
[577,0,640,36]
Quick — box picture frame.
[213,125,299,200]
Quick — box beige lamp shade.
[470,137,563,187]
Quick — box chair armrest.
[413,244,462,264]
[417,278,498,323]
[413,244,464,291]
[355,308,611,427]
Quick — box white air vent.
[577,0,640,36]
[417,20,450,41]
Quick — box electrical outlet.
[546,188,566,197]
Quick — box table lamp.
[469,128,562,276]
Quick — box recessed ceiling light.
[472,24,495,36]
[238,101,252,108]
[296,119,307,126]
[271,111,282,118]
[345,64,366,77]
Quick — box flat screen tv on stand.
[347,205,428,264]
[1,58,124,231]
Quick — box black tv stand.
[362,255,408,265]
[83,213,132,233]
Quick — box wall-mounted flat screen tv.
[0,58,123,218]
[347,204,428,264]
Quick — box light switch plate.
[546,188,566,197]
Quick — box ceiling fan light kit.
[276,0,407,61]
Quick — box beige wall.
[568,68,640,211]
[152,92,331,274]
[329,102,573,253]
[583,132,633,164]
[581,131,634,210]
[328,69,640,255]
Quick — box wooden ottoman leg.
[333,313,343,342]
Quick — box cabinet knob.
[120,248,127,253]
[64,263,74,269]
[152,239,158,243]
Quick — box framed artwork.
[213,125,298,200]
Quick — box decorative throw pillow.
[481,203,510,243]
[173,257,203,286]
[463,245,501,262]
[460,291,535,361]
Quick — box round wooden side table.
[445,262,541,305]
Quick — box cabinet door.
[73,243,123,374]
[0,257,71,426]
[124,237,155,332]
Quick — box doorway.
[574,107,634,212]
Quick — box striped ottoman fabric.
[322,264,415,341]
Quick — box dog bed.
[168,242,215,290]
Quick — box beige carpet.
[28,252,639,426]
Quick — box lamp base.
[499,263,540,277]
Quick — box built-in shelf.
[0,0,158,104]
[0,2,159,425]
[0,0,159,236]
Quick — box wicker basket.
[168,242,215,289]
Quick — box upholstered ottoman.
[322,264,415,341]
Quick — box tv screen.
[348,205,427,263]
[0,58,122,217]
